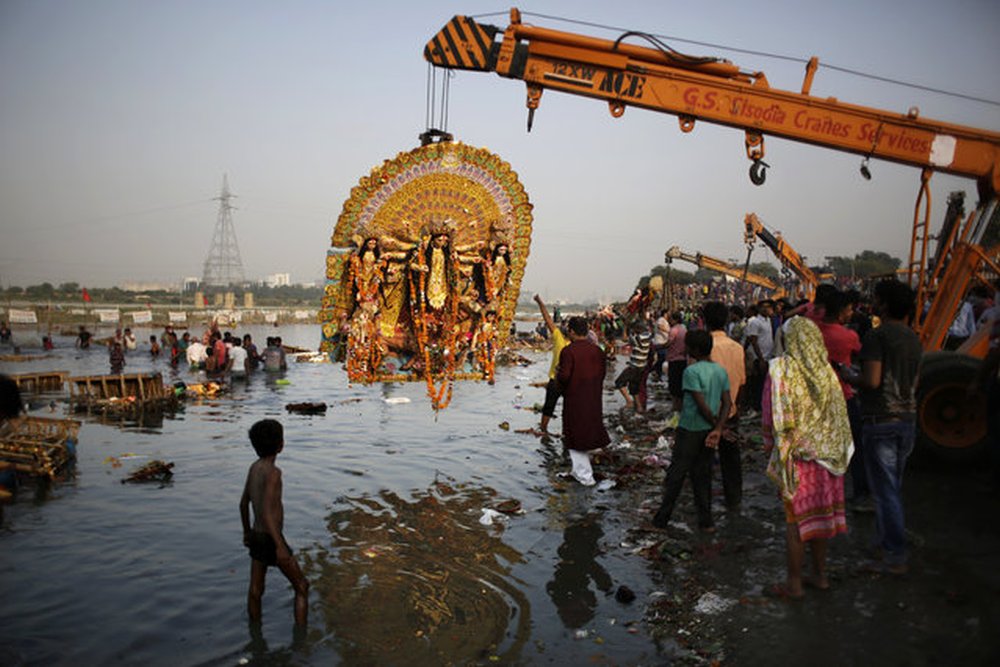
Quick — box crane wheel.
[916,352,988,460]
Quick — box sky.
[1,0,998,302]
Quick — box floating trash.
[693,592,736,615]
[615,585,636,604]
[479,508,506,526]
[122,460,174,484]
[493,498,522,514]
[596,479,616,492]
[285,402,328,414]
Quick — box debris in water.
[479,508,506,526]
[615,585,637,604]
[285,402,328,414]
[122,460,174,484]
[493,498,522,514]
[596,479,616,492]
[693,592,736,615]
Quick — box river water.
[0,324,661,666]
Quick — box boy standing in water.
[239,419,309,626]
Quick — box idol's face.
[433,235,448,248]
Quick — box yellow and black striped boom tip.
[424,15,499,71]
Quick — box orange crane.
[425,9,1000,457]
[743,213,829,301]
[664,245,785,298]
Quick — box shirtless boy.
[239,419,309,626]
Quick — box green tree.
[826,251,901,277]
[747,261,779,280]
[636,264,695,291]
[25,282,55,299]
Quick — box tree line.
[636,250,902,292]
[0,282,324,307]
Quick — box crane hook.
[859,157,872,180]
[749,159,769,186]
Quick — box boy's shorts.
[248,530,292,567]
[541,378,562,417]
[615,365,643,395]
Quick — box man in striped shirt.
[616,328,652,412]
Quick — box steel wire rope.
[469,10,1000,108]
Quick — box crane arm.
[743,213,819,294]
[426,10,1000,194]
[665,245,782,293]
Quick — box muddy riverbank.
[595,379,1000,665]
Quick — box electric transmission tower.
[201,174,246,288]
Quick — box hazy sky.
[1,0,997,302]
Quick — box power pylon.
[201,174,246,288]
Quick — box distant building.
[182,277,200,293]
[120,281,178,292]
[265,273,291,287]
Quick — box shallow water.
[0,325,660,665]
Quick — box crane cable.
[424,62,455,143]
[470,10,1000,108]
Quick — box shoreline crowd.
[534,276,1000,600]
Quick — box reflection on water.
[1,325,659,665]
[238,621,308,666]
[546,512,613,629]
[305,476,531,665]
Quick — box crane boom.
[664,245,783,296]
[743,213,824,299]
[426,9,1000,194]
[426,9,1000,457]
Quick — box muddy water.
[0,325,659,665]
[2,324,998,665]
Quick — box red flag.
[202,295,208,306]
[82,288,92,303]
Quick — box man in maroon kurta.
[557,316,611,485]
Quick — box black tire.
[916,352,988,461]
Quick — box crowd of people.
[66,323,291,378]
[534,276,1000,599]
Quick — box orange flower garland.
[409,246,464,410]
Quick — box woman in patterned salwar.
[762,316,853,598]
